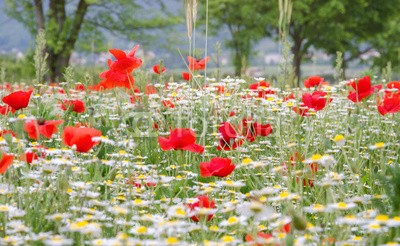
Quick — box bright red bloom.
[200,157,235,177]
[387,81,400,90]
[145,84,157,95]
[188,56,210,71]
[301,91,332,111]
[2,90,33,110]
[0,152,14,174]
[75,84,85,91]
[187,195,216,222]
[385,81,400,98]
[347,76,382,103]
[249,81,270,90]
[377,95,400,116]
[61,100,85,113]
[20,146,46,164]
[241,118,273,142]
[152,64,166,74]
[249,81,274,98]
[283,92,295,101]
[304,76,324,88]
[106,45,142,74]
[91,45,142,90]
[62,126,102,153]
[217,122,243,151]
[182,72,191,81]
[214,85,225,94]
[24,119,63,140]
[245,232,275,246]
[158,128,204,154]
[162,99,174,108]
[23,151,38,164]
[0,130,16,138]
[0,105,16,115]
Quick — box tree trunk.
[35,0,89,83]
[293,52,302,87]
[47,51,71,82]
[291,27,304,87]
[233,49,242,77]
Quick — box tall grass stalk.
[34,29,48,85]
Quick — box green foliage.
[0,54,35,82]
[380,165,400,215]
[201,0,275,76]
[4,0,181,82]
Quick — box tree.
[202,0,275,76]
[4,0,179,82]
[314,0,400,79]
[280,0,400,85]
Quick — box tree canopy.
[5,0,180,82]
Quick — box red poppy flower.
[0,152,14,174]
[90,45,142,90]
[301,91,332,111]
[75,84,85,91]
[249,80,270,90]
[245,232,275,246]
[249,81,274,98]
[0,105,16,115]
[162,99,175,108]
[387,81,400,90]
[217,122,243,151]
[61,100,85,113]
[24,119,63,140]
[182,72,191,81]
[200,157,235,177]
[255,123,273,136]
[377,94,400,116]
[153,64,166,74]
[385,81,400,98]
[283,92,295,101]
[107,45,142,74]
[91,74,135,91]
[241,118,273,142]
[187,195,215,222]
[2,90,33,110]
[20,146,46,164]
[304,76,324,88]
[214,85,225,94]
[0,130,16,138]
[145,84,157,95]
[158,128,204,154]
[62,126,102,152]
[347,76,382,103]
[188,56,210,71]
[129,87,142,104]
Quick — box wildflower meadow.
[0,41,399,246]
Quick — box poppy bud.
[37,118,46,125]
[291,212,308,231]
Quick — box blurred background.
[0,0,399,84]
